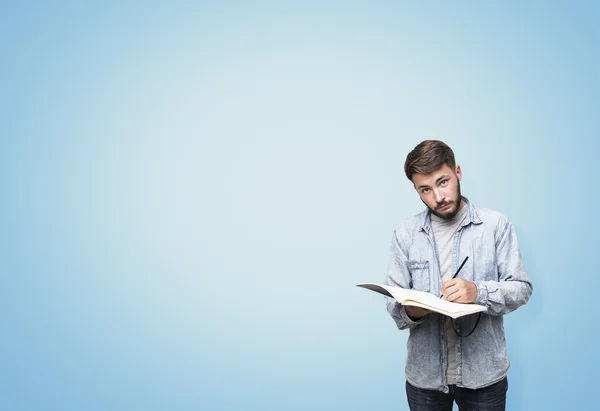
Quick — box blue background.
[2,2,597,410]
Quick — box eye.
[440,179,448,186]
[421,188,430,194]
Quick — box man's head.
[404,140,464,220]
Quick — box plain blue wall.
[2,2,598,410]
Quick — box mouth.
[438,203,452,210]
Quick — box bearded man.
[385,140,533,411]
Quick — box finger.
[447,292,461,302]
[442,278,459,288]
[450,288,471,303]
[443,282,460,295]
[441,279,459,294]
[445,288,462,302]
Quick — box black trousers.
[406,377,508,411]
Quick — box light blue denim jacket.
[385,197,532,392]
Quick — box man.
[385,140,532,411]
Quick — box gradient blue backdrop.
[2,2,598,410]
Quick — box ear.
[455,165,462,181]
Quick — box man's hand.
[405,306,431,320]
[440,278,478,303]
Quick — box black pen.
[440,256,469,299]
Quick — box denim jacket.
[385,197,532,392]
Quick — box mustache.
[436,202,453,209]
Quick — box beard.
[425,181,463,220]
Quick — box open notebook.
[357,283,487,319]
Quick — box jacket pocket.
[407,261,430,292]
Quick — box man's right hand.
[405,306,431,320]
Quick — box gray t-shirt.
[430,203,468,385]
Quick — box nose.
[433,188,445,204]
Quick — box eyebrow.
[416,174,450,190]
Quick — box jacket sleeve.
[474,220,533,315]
[385,230,425,330]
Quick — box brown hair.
[404,140,456,181]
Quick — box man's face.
[412,164,463,220]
